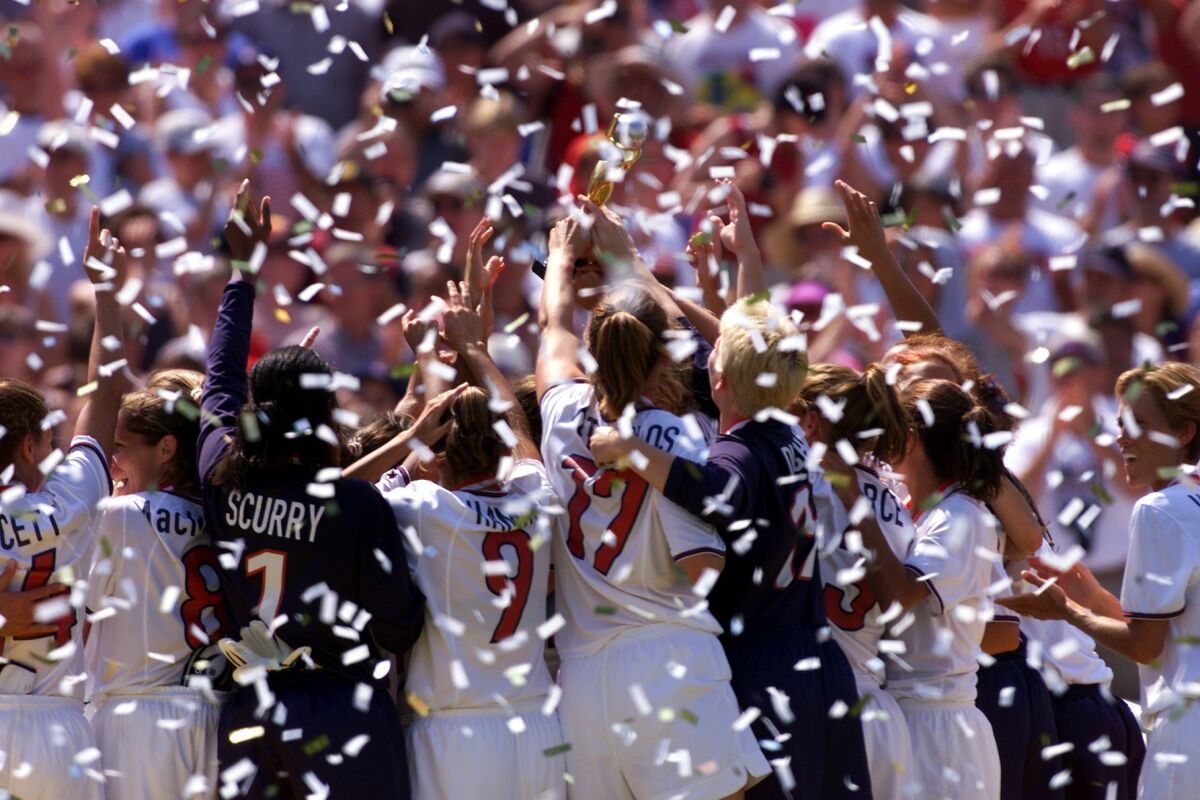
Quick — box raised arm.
[582,196,687,320]
[341,387,461,483]
[73,207,132,456]
[198,183,270,482]
[824,180,942,337]
[715,181,766,300]
[442,281,540,462]
[536,215,589,400]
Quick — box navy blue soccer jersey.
[663,417,846,636]
[198,280,424,687]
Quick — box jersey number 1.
[562,455,649,575]
[246,549,288,624]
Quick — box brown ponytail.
[797,363,908,464]
[442,386,509,483]
[901,379,1006,502]
[586,284,690,420]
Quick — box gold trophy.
[586,111,650,205]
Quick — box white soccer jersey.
[1119,480,1200,723]
[886,490,1005,704]
[822,464,916,686]
[1007,542,1113,691]
[540,382,725,659]
[0,436,109,697]
[384,459,558,713]
[85,490,228,701]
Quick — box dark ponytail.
[901,379,1006,502]
[211,346,341,489]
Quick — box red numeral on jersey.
[245,549,288,624]
[561,455,650,576]
[0,550,74,656]
[481,530,533,643]
[823,580,877,632]
[180,545,232,649]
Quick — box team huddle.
[1,179,1199,800]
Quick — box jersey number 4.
[481,530,533,643]
[562,455,649,575]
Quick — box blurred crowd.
[2,0,1200,627]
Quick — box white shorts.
[91,687,223,800]
[897,698,1000,800]
[1140,703,1200,800]
[406,701,567,800]
[558,626,769,800]
[857,679,916,799]
[0,694,104,800]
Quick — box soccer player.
[796,363,917,799]
[0,208,128,800]
[538,209,769,799]
[354,282,567,799]
[1000,362,1200,800]
[198,185,426,798]
[589,298,874,799]
[85,369,232,799]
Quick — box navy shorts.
[976,643,1065,800]
[217,670,410,799]
[1050,683,1145,799]
[724,630,873,799]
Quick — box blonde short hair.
[714,299,807,416]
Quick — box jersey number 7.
[561,455,649,575]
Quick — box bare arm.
[341,388,461,483]
[74,208,132,455]
[442,281,540,463]
[993,474,1048,561]
[998,573,1169,665]
[672,295,722,345]
[716,181,766,300]
[536,215,589,401]
[824,180,942,337]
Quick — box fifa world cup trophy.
[586,112,650,205]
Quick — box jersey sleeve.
[38,436,111,568]
[1120,498,1199,620]
[355,484,426,655]
[198,280,255,483]
[662,438,758,541]
[905,505,986,616]
[376,466,412,494]
[538,381,589,452]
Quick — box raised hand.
[401,308,436,354]
[823,180,889,266]
[408,383,467,445]
[465,216,495,308]
[714,179,755,257]
[578,195,636,262]
[82,207,127,288]
[225,179,272,264]
[548,213,590,264]
[442,281,485,354]
[480,255,505,339]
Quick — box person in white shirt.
[0,209,128,800]
[351,283,568,800]
[1001,362,1200,800]
[798,363,918,800]
[85,369,230,800]
[536,207,768,799]
[823,377,1008,799]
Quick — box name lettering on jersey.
[143,504,206,538]
[0,511,63,550]
[861,482,906,528]
[1188,492,1200,511]
[224,490,324,542]
[468,499,519,532]
[780,440,810,479]
[633,421,678,452]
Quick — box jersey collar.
[906,480,961,523]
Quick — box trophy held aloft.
[586,112,650,206]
